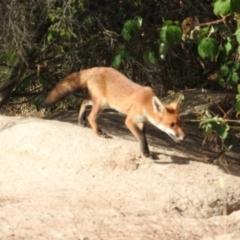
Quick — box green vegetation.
[0,0,239,151]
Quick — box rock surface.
[0,115,240,240]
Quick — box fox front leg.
[125,118,151,157]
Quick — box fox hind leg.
[87,100,109,138]
[78,99,92,126]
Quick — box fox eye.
[170,122,175,128]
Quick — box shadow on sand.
[44,109,240,175]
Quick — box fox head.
[149,96,185,142]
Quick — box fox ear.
[169,94,183,109]
[152,96,165,113]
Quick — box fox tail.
[40,71,86,108]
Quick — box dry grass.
[0,100,45,118]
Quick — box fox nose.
[177,133,185,140]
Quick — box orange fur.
[41,67,185,157]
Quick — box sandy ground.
[0,113,240,240]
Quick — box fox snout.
[168,131,185,143]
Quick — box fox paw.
[78,120,88,127]
[143,152,155,159]
[98,130,111,139]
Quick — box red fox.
[41,67,185,157]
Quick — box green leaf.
[219,78,226,87]
[118,46,131,61]
[231,0,240,13]
[235,29,240,44]
[160,26,168,43]
[160,25,182,46]
[111,46,131,69]
[224,134,239,150]
[211,122,229,139]
[47,32,53,42]
[159,42,169,60]
[198,27,210,41]
[205,110,213,118]
[219,64,229,77]
[203,123,214,141]
[162,20,173,27]
[137,17,143,28]
[214,0,231,15]
[198,37,219,61]
[232,61,240,71]
[236,94,240,112]
[218,38,232,61]
[237,84,240,93]
[122,18,142,41]
[173,21,181,27]
[111,54,122,69]
[200,117,215,126]
[143,49,158,65]
[167,26,182,45]
[231,71,239,84]
[224,38,232,55]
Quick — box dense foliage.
[0,0,239,150]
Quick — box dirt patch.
[0,115,240,239]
